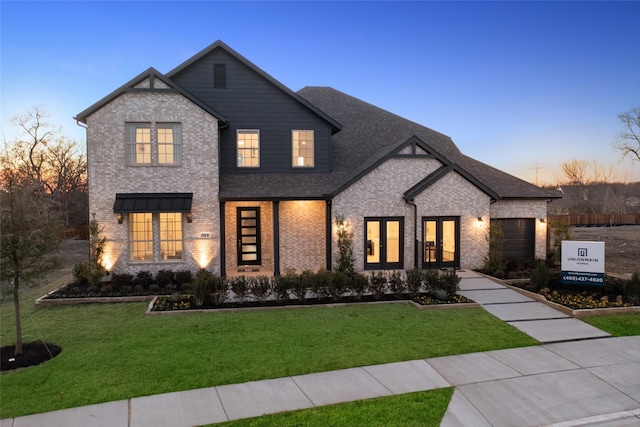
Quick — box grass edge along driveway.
[1,302,537,419]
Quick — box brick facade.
[86,81,221,275]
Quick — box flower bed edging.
[35,290,154,307]
[144,296,482,316]
[503,283,640,318]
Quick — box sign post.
[561,241,605,286]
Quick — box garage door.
[495,218,535,260]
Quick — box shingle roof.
[297,86,560,200]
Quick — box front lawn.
[210,388,454,427]
[0,302,536,419]
[583,314,640,336]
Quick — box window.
[237,130,260,167]
[130,213,153,261]
[129,212,184,261]
[158,124,181,164]
[160,213,183,260]
[126,123,181,165]
[127,123,151,164]
[364,217,404,270]
[292,130,314,167]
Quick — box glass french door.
[237,207,261,265]
[422,217,460,269]
[365,217,403,270]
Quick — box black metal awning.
[113,193,193,213]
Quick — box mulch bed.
[1,342,62,372]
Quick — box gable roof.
[297,86,560,200]
[74,67,228,124]
[404,163,500,201]
[166,40,341,133]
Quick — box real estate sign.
[561,241,605,286]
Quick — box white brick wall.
[86,84,221,276]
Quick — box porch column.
[325,200,332,271]
[220,201,225,277]
[273,200,280,276]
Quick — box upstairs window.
[126,123,181,165]
[237,130,260,168]
[127,123,151,164]
[292,130,314,167]
[158,124,181,164]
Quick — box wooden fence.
[548,214,640,226]
[62,225,89,240]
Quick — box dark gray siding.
[171,48,332,174]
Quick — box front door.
[364,217,404,270]
[237,207,261,265]
[422,216,460,270]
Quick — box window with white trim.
[237,130,260,167]
[127,124,151,164]
[292,130,314,167]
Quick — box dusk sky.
[2,1,639,185]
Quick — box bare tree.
[8,107,87,225]
[1,155,62,355]
[614,106,640,162]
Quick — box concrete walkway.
[456,270,612,343]
[2,274,638,427]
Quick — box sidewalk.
[2,274,638,427]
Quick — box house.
[74,40,559,277]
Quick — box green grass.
[583,313,640,336]
[0,297,537,419]
[208,388,454,427]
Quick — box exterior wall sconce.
[186,212,193,223]
[540,218,546,223]
[477,217,484,222]
[116,213,123,224]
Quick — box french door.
[364,217,404,270]
[237,207,261,265]
[422,216,460,270]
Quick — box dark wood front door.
[237,207,261,265]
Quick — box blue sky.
[2,1,639,185]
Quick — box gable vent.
[214,64,226,88]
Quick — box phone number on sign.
[562,275,604,283]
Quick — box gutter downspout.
[405,198,418,270]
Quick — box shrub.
[484,221,505,274]
[351,273,368,300]
[422,269,439,292]
[312,269,332,300]
[156,269,175,287]
[368,271,387,300]
[550,218,572,267]
[328,271,350,301]
[110,272,133,290]
[529,260,549,293]
[433,288,450,301]
[273,270,294,302]
[133,271,153,289]
[388,271,406,299]
[193,269,213,307]
[72,262,91,286]
[210,275,228,305]
[174,270,193,286]
[148,284,161,294]
[251,275,272,303]
[434,270,460,296]
[624,272,640,301]
[405,269,424,297]
[334,214,355,274]
[291,270,312,301]
[230,276,249,302]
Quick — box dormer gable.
[74,67,227,124]
[167,40,341,133]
